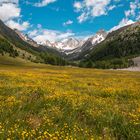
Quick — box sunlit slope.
[0,64,140,139]
[0,55,67,69]
[0,55,34,66]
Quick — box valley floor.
[0,62,140,139]
[120,66,140,71]
[118,56,140,71]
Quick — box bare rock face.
[14,30,39,48]
[87,30,107,45]
[42,37,85,51]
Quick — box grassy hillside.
[0,64,140,139]
[0,20,41,55]
[0,20,67,66]
[0,55,34,66]
[0,55,57,69]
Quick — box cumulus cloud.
[74,0,115,23]
[110,18,135,32]
[125,1,140,20]
[73,1,82,11]
[77,12,89,23]
[108,5,116,11]
[125,2,137,17]
[63,20,73,26]
[28,28,75,43]
[6,20,30,31]
[0,0,18,4]
[110,1,139,32]
[34,0,57,7]
[0,1,30,31]
[0,3,20,21]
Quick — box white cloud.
[0,3,20,21]
[0,0,18,4]
[110,1,139,32]
[125,1,140,21]
[37,24,42,28]
[77,12,88,23]
[74,0,114,23]
[136,12,140,20]
[125,2,137,18]
[108,5,116,11]
[6,20,30,31]
[28,28,75,43]
[63,20,73,26]
[125,10,131,17]
[110,18,135,32]
[0,1,30,31]
[34,0,57,7]
[73,1,82,11]
[28,30,38,37]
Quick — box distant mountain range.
[18,27,107,60]
[0,19,140,68]
[42,37,84,51]
[63,30,107,60]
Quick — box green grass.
[0,57,140,139]
[0,55,33,66]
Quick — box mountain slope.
[37,30,107,61]
[0,20,41,55]
[0,55,34,66]
[14,29,62,55]
[0,19,66,65]
[64,30,107,60]
[81,22,140,68]
[90,22,140,60]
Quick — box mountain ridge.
[1,19,140,69]
[79,21,140,68]
[0,19,67,65]
[29,29,107,60]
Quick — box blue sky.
[0,0,140,42]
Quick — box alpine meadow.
[0,0,140,140]
[0,60,140,139]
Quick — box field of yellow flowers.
[0,64,140,140]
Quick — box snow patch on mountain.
[15,29,107,59]
[42,37,85,51]
[64,30,107,56]
[15,29,39,47]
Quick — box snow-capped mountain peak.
[35,29,107,58]
[89,30,107,45]
[41,37,85,51]
[62,30,107,59]
[15,29,107,59]
[14,29,39,47]
[60,38,80,50]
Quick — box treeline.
[91,26,140,60]
[39,52,68,66]
[0,38,19,57]
[79,58,134,69]
[0,37,68,66]
[79,24,140,69]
